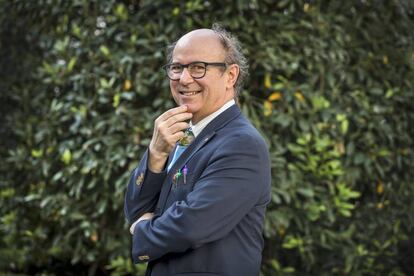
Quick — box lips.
[179,90,201,96]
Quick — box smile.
[179,90,201,96]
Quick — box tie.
[167,128,194,172]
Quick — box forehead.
[172,30,225,63]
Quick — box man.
[124,24,271,276]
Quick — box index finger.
[158,105,188,121]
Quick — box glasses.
[163,61,227,81]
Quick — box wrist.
[148,148,169,173]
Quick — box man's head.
[164,24,248,124]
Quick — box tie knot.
[178,128,194,146]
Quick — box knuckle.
[154,117,162,125]
[158,127,167,136]
[164,110,172,118]
[170,116,178,124]
[155,124,162,132]
[158,121,167,130]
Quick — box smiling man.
[124,24,271,276]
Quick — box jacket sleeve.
[131,134,271,263]
[124,150,167,224]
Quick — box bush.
[1,0,413,275]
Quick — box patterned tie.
[167,128,194,172]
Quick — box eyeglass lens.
[167,62,206,79]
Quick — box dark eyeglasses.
[162,61,227,81]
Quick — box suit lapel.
[156,105,242,214]
[156,132,216,214]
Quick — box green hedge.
[1,0,414,275]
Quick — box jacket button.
[138,255,150,261]
[136,172,144,186]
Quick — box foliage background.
[1,0,414,275]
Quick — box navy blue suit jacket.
[124,105,271,276]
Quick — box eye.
[189,63,206,72]
[169,64,182,72]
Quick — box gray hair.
[166,23,249,97]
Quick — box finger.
[154,120,188,140]
[168,122,190,134]
[164,112,193,127]
[169,131,186,144]
[145,212,155,219]
[159,129,186,146]
[130,220,139,234]
[141,212,151,218]
[158,105,188,121]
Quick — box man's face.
[169,30,237,124]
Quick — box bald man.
[124,25,271,276]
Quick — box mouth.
[179,90,202,96]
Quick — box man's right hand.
[148,105,193,173]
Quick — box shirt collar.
[190,99,236,137]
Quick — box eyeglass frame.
[162,61,227,81]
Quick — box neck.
[191,99,235,125]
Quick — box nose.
[179,68,194,85]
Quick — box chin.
[185,104,199,114]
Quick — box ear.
[225,64,240,90]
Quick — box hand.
[130,212,155,235]
[148,105,192,172]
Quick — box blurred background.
[1,0,414,275]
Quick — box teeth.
[181,91,199,95]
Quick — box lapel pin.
[183,165,188,184]
[173,169,182,188]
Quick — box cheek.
[171,94,180,105]
[170,84,180,101]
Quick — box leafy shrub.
[1,0,413,275]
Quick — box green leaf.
[67,57,77,72]
[61,149,72,165]
[100,45,110,57]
